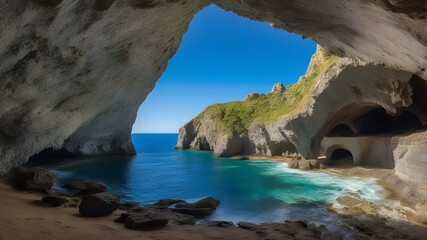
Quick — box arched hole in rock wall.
[327,124,355,137]
[131,5,315,157]
[27,148,76,165]
[327,149,354,166]
[355,109,423,135]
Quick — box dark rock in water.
[42,195,68,207]
[6,167,56,191]
[172,197,220,218]
[119,201,140,210]
[171,207,215,218]
[175,197,220,209]
[116,206,196,226]
[125,212,169,230]
[204,221,235,228]
[153,199,185,207]
[79,192,120,217]
[63,181,108,196]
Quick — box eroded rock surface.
[5,167,56,191]
[0,0,209,174]
[1,0,427,175]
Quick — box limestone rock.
[271,83,285,93]
[288,159,321,170]
[0,0,209,175]
[6,167,56,191]
[79,192,120,217]
[1,0,427,175]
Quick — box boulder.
[42,195,68,207]
[271,82,286,93]
[238,221,322,239]
[172,197,220,218]
[171,207,215,218]
[117,206,196,227]
[79,192,120,217]
[153,199,185,207]
[125,213,169,230]
[288,159,321,170]
[175,197,220,209]
[6,168,56,191]
[204,221,235,228]
[63,181,108,196]
[119,201,140,210]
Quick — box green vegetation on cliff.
[196,50,338,134]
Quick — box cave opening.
[327,124,355,137]
[355,108,423,135]
[330,149,353,160]
[27,148,76,166]
[131,4,316,136]
[326,148,354,166]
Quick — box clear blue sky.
[132,4,316,133]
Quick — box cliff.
[177,45,427,186]
[175,46,337,157]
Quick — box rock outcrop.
[271,83,285,93]
[0,0,426,175]
[5,167,56,191]
[178,43,427,185]
[176,46,333,157]
[0,0,209,174]
[79,192,120,217]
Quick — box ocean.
[27,133,387,226]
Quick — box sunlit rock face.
[1,0,427,174]
[0,0,209,174]
[176,115,298,158]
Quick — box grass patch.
[196,52,338,134]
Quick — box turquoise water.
[28,134,386,225]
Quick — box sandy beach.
[0,182,261,240]
[3,163,427,240]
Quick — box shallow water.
[27,133,387,226]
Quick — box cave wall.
[284,59,414,159]
[1,0,427,174]
[0,0,209,174]
[213,0,427,79]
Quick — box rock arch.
[0,0,427,174]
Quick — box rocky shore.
[2,166,427,240]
